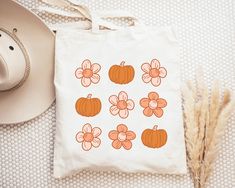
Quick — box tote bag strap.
[37,0,142,32]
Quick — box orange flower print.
[76,123,102,151]
[108,124,136,150]
[75,59,101,87]
[141,59,167,87]
[109,91,135,119]
[140,92,167,118]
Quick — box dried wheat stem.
[182,69,234,188]
[182,82,201,187]
[201,89,235,187]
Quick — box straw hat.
[0,0,55,124]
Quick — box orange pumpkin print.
[109,91,135,119]
[75,94,101,117]
[76,123,102,151]
[75,59,101,87]
[141,125,167,148]
[141,59,167,87]
[109,61,135,84]
[108,124,136,150]
[140,92,167,118]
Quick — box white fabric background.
[0,0,234,187]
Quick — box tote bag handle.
[37,0,142,32]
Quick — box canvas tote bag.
[39,0,187,178]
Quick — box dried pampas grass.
[182,70,235,188]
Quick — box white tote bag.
[41,1,187,178]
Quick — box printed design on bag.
[141,125,167,148]
[108,124,136,150]
[108,61,135,84]
[140,92,167,118]
[76,123,102,151]
[109,91,135,119]
[75,59,101,87]
[141,59,167,87]
[75,94,101,117]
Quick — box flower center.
[149,100,158,109]
[83,133,94,142]
[117,100,127,110]
[149,68,160,78]
[118,132,126,141]
[82,69,93,78]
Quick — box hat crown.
[0,54,9,84]
[0,28,27,91]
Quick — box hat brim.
[0,0,55,124]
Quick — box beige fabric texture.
[0,0,234,187]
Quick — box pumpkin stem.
[87,94,92,99]
[120,61,125,66]
[153,125,158,130]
